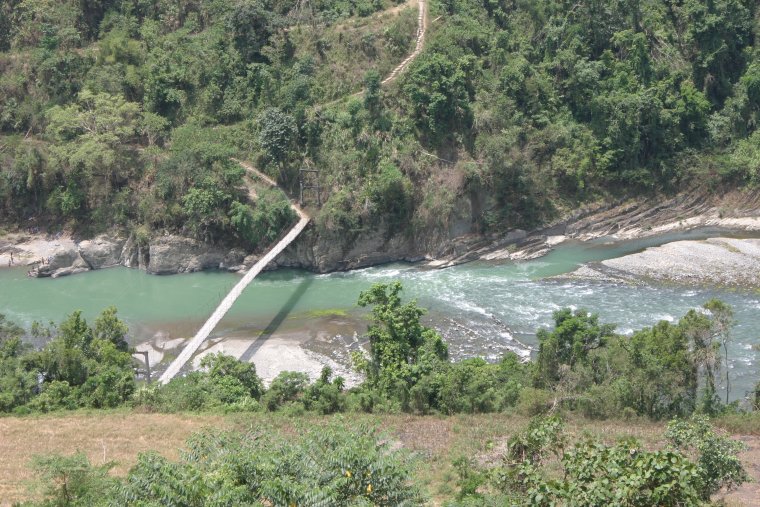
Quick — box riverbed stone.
[560,237,760,289]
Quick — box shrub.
[666,415,749,499]
[262,371,310,411]
[112,423,424,506]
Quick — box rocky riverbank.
[442,186,760,266]
[2,187,759,278]
[556,237,760,289]
[0,232,248,278]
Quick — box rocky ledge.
[3,187,760,278]
[24,234,247,278]
[557,237,760,289]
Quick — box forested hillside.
[0,0,758,250]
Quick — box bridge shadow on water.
[239,276,314,362]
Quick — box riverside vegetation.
[0,282,758,505]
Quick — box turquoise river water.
[1,228,759,400]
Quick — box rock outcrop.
[18,186,760,278]
[146,235,241,275]
[34,246,87,278]
[78,235,126,269]
[30,233,245,278]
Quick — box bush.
[666,416,749,499]
[30,453,117,507]
[134,354,265,412]
[262,371,310,411]
[303,366,346,414]
[111,423,424,506]
[487,415,747,506]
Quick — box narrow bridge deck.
[158,166,309,384]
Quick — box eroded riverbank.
[3,188,759,276]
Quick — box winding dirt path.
[318,0,429,108]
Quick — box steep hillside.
[1,0,758,270]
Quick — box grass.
[288,0,418,102]
[0,410,225,505]
[4,409,758,505]
[715,412,760,435]
[0,409,672,506]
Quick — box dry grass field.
[1,411,758,505]
[0,411,225,504]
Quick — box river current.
[1,228,758,401]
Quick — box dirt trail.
[318,0,428,108]
[382,0,427,84]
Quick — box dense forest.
[1,0,758,250]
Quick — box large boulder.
[35,246,91,278]
[146,235,228,275]
[46,246,79,271]
[78,235,126,269]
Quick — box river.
[1,228,758,400]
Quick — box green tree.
[357,282,448,397]
[199,352,264,400]
[226,0,276,63]
[703,299,735,404]
[534,308,616,388]
[93,306,129,352]
[404,53,474,137]
[258,107,297,183]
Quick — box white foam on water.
[455,299,492,317]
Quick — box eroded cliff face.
[28,187,760,278]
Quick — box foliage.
[262,370,310,411]
[666,415,749,499]
[134,352,264,412]
[534,308,616,388]
[357,281,448,399]
[531,300,744,420]
[1,0,757,250]
[485,414,747,506]
[0,308,135,413]
[30,453,117,507]
[31,423,423,506]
